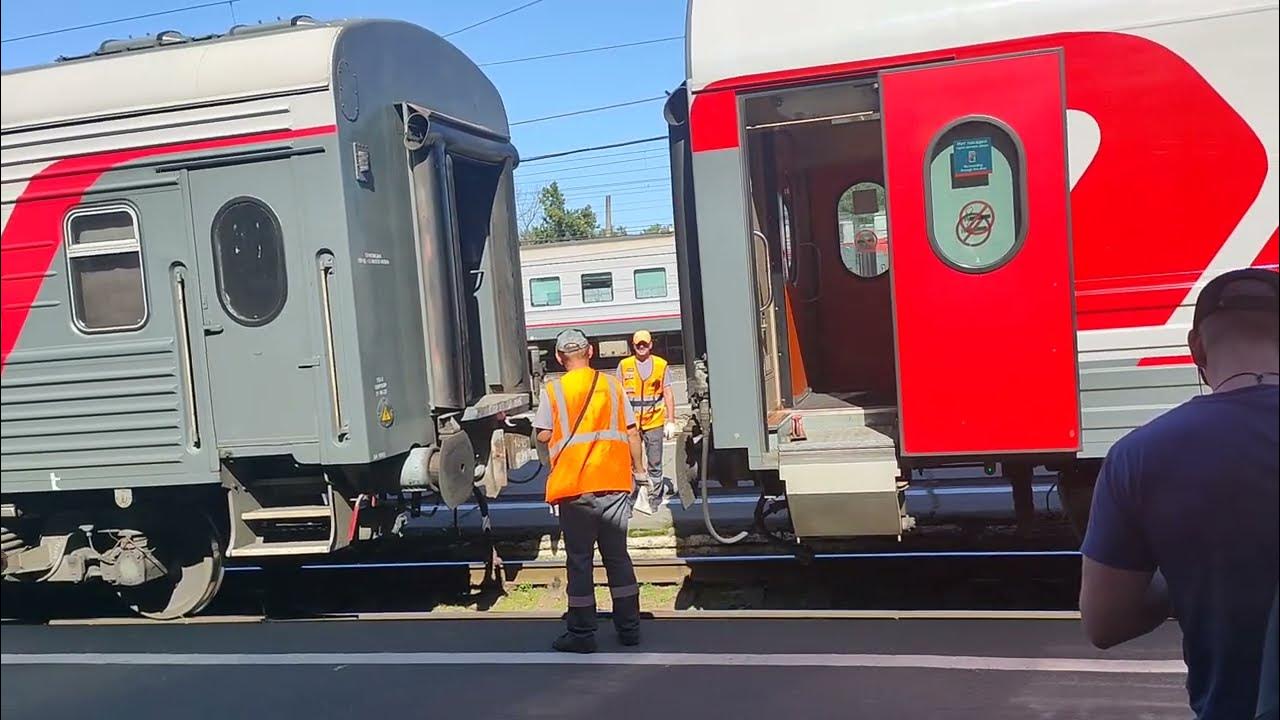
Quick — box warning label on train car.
[952,137,993,178]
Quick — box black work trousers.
[557,490,640,638]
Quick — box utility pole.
[604,194,612,236]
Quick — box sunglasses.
[634,341,651,348]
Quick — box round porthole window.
[837,182,889,278]
[925,118,1027,273]
[210,197,287,326]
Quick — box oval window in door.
[925,118,1027,273]
[837,182,889,278]
[211,197,287,326]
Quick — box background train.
[521,233,684,369]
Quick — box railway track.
[2,550,1084,625]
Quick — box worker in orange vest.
[617,330,677,515]
[533,329,647,653]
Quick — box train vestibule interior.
[742,78,897,419]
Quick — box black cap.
[1192,268,1279,330]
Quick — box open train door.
[880,51,1080,458]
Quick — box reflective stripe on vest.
[548,375,625,462]
[619,354,668,430]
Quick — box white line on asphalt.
[1,652,1186,673]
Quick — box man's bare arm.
[1079,557,1171,649]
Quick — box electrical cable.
[442,0,547,38]
[480,35,681,67]
[2,0,239,43]
[512,96,666,126]
[523,136,666,163]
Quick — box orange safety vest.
[544,368,633,504]
[618,354,668,431]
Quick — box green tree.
[525,182,598,243]
[644,223,673,235]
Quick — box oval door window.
[925,119,1026,272]
[837,182,889,278]
[211,197,287,326]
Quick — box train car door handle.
[297,357,321,368]
[203,323,224,335]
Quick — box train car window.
[633,268,668,299]
[925,119,1026,273]
[837,182,889,278]
[210,197,287,326]
[64,205,148,333]
[581,272,614,304]
[529,276,562,307]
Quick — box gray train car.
[0,17,533,618]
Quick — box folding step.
[224,477,353,559]
[228,540,335,557]
[240,505,332,523]
[775,405,912,539]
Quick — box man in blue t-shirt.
[1080,267,1279,720]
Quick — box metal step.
[775,405,910,539]
[227,540,334,558]
[239,505,332,523]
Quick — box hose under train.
[697,411,749,545]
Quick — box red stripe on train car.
[0,125,337,371]
[688,32,1268,333]
[527,312,682,329]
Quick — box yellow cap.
[632,330,652,345]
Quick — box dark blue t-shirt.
[1083,384,1279,720]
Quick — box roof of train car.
[0,17,491,132]
[685,0,1273,91]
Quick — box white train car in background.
[520,233,682,367]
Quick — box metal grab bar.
[171,266,200,450]
[795,242,823,304]
[752,230,774,312]
[318,253,347,442]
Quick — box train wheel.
[118,518,225,621]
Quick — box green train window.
[211,197,287,326]
[925,119,1026,272]
[581,272,613,304]
[633,267,668,299]
[529,276,562,307]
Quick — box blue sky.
[0,0,687,232]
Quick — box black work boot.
[552,632,598,654]
[554,605,598,653]
[613,594,641,646]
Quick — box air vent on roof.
[228,15,319,36]
[94,30,191,56]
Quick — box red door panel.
[881,52,1080,457]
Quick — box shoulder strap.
[562,371,600,449]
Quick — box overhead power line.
[520,146,666,169]
[522,135,666,162]
[443,0,547,38]
[2,0,239,43]
[516,152,667,179]
[512,96,666,127]
[480,35,682,67]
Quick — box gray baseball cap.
[555,328,590,353]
